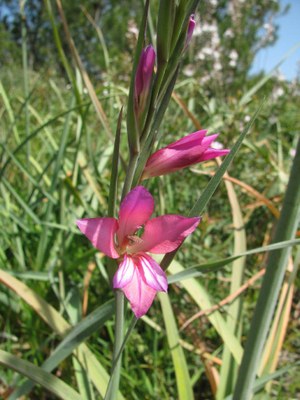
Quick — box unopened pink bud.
[185,14,196,47]
[134,45,156,117]
[142,130,230,179]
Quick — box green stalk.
[133,67,180,186]
[108,108,123,218]
[107,108,123,285]
[159,293,194,399]
[121,153,140,199]
[232,137,300,400]
[156,0,176,67]
[20,0,30,165]
[104,290,124,400]
[110,316,137,374]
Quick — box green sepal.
[156,0,176,66]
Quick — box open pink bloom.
[134,45,156,118]
[142,130,230,179]
[77,186,200,318]
[185,14,196,48]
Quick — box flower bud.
[134,45,156,119]
[185,14,196,48]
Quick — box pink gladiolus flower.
[142,130,230,179]
[185,14,196,48]
[77,186,200,318]
[134,45,156,118]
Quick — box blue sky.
[251,0,300,80]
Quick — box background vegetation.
[0,0,299,398]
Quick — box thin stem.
[20,0,30,166]
[104,290,124,400]
[111,316,137,375]
[108,107,123,218]
[121,153,139,199]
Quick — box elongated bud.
[185,14,196,48]
[134,45,156,118]
[142,130,230,179]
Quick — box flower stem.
[104,290,124,400]
[122,153,139,199]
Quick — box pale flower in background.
[229,50,238,60]
[183,64,196,77]
[224,28,234,38]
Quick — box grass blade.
[225,364,299,400]
[0,350,82,400]
[20,0,30,164]
[217,170,247,399]
[240,43,300,106]
[0,269,124,400]
[0,80,20,143]
[232,138,300,400]
[168,238,300,284]
[55,0,113,140]
[167,260,243,364]
[1,178,41,224]
[12,300,114,398]
[159,292,194,400]
[35,97,74,268]
[72,356,95,400]
[258,249,299,380]
[0,103,89,179]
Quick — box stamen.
[127,235,144,245]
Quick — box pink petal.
[190,134,230,161]
[196,148,230,161]
[130,215,200,254]
[136,254,168,292]
[76,218,119,259]
[113,255,135,289]
[168,130,207,150]
[117,186,154,247]
[122,268,157,318]
[199,133,219,149]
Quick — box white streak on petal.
[138,254,168,292]
[113,255,135,289]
